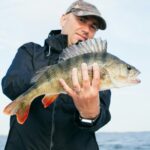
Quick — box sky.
[0,0,150,135]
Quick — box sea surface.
[0,132,150,150]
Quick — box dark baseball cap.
[65,0,106,30]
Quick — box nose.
[81,24,90,36]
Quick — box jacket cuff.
[74,107,111,131]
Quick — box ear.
[60,14,67,28]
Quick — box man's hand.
[59,63,101,119]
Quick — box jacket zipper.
[49,101,56,150]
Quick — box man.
[2,0,111,150]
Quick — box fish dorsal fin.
[59,38,107,62]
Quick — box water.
[0,132,150,150]
[96,132,150,150]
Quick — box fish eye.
[127,65,132,71]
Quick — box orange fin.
[16,104,30,124]
[42,94,58,108]
[3,98,31,125]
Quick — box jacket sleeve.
[1,43,35,100]
[74,90,111,132]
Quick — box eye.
[127,65,132,71]
[79,16,87,23]
[91,24,98,31]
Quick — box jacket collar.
[45,30,68,54]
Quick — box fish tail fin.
[42,94,59,108]
[3,97,31,124]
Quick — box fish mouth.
[130,78,141,84]
[128,72,141,84]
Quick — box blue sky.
[0,0,150,135]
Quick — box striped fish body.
[34,52,110,94]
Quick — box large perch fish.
[3,38,141,124]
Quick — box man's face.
[61,13,99,46]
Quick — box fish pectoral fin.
[16,104,30,124]
[42,94,59,108]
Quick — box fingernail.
[72,68,77,73]
[81,63,87,67]
[93,63,98,67]
[59,78,64,83]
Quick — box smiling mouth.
[76,33,87,41]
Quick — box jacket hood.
[45,30,68,54]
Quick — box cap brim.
[92,16,106,30]
[72,11,106,30]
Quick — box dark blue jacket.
[2,30,111,150]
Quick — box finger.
[72,68,81,92]
[92,63,100,89]
[59,78,74,96]
[81,63,90,88]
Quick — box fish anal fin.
[16,104,30,124]
[42,94,58,108]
